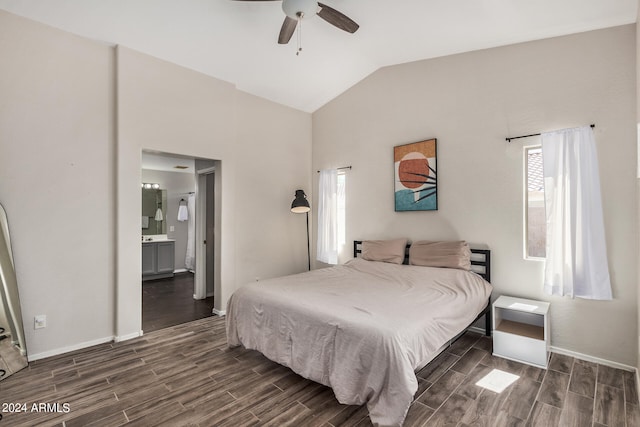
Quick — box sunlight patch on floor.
[475,369,520,393]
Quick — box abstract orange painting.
[394,139,437,211]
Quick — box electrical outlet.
[34,315,46,329]
[169,226,175,232]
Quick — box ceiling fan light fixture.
[236,0,358,46]
[282,0,318,20]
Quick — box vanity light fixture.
[142,183,161,190]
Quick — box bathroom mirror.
[0,202,28,381]
[142,188,167,235]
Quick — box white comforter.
[226,258,492,426]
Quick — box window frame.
[524,144,546,261]
[337,170,346,248]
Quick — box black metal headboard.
[353,240,491,282]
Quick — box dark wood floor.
[0,315,637,426]
[142,272,214,333]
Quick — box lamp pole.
[305,211,310,271]
[291,189,311,271]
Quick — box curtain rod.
[506,124,595,142]
[317,166,352,173]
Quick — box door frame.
[194,166,215,303]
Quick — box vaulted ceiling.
[0,0,636,112]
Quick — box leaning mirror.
[0,203,28,380]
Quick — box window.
[525,147,546,258]
[337,172,346,247]
[317,169,346,264]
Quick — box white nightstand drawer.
[493,330,548,368]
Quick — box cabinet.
[492,295,550,369]
[142,240,175,281]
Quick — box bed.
[226,240,492,426]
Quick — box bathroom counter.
[142,238,175,244]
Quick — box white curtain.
[317,169,338,264]
[185,193,196,271]
[541,126,612,300]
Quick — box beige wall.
[0,11,312,356]
[313,25,638,366]
[0,11,116,357]
[116,47,312,338]
[234,91,314,284]
[115,45,237,338]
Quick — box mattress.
[226,258,492,426]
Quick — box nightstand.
[492,295,550,369]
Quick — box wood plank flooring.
[142,272,214,333]
[0,316,637,426]
[0,335,28,380]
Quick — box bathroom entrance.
[141,151,218,333]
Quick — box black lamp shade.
[291,189,310,213]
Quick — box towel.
[141,216,149,229]
[154,208,163,221]
[177,205,188,222]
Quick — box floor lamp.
[290,189,311,271]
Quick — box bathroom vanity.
[142,239,175,281]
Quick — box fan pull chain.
[296,15,302,55]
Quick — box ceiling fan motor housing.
[282,0,318,19]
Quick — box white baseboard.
[550,345,636,372]
[115,331,143,342]
[212,308,226,317]
[28,335,115,362]
[466,326,636,374]
[174,268,188,273]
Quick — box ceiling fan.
[234,0,359,45]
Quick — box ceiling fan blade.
[278,16,298,44]
[317,2,359,34]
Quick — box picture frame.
[394,138,437,211]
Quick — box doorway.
[141,151,218,333]
[142,274,213,332]
[195,169,215,299]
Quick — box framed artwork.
[394,138,437,211]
